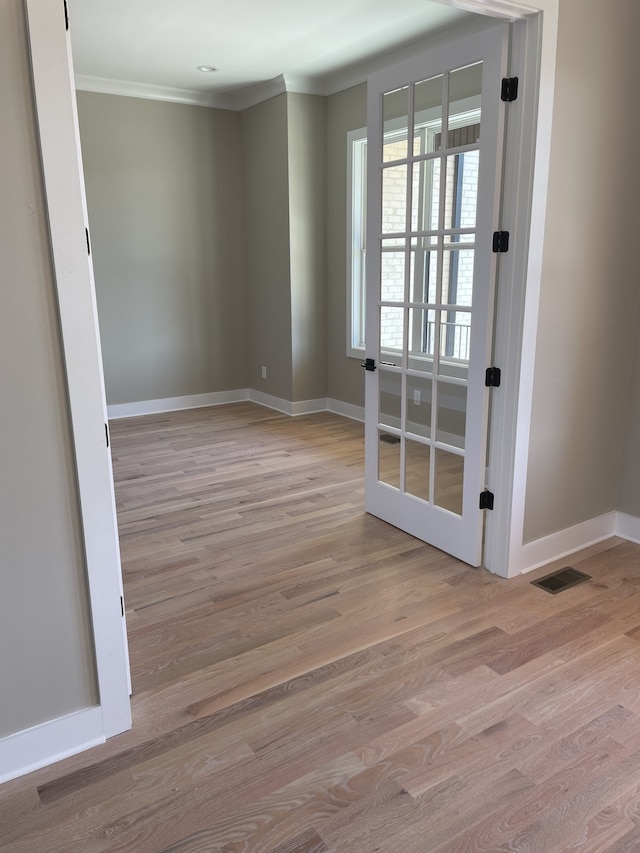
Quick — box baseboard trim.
[248,390,328,416]
[327,399,365,422]
[0,707,104,785]
[615,512,640,544]
[513,512,617,577]
[107,390,250,419]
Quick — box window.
[347,106,481,361]
[347,127,367,358]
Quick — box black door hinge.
[501,77,519,102]
[64,0,69,30]
[485,367,501,388]
[120,596,124,617]
[361,358,377,372]
[480,490,495,511]
[492,231,510,253]
[85,228,91,255]
[105,423,110,448]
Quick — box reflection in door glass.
[405,439,431,502]
[380,240,406,303]
[436,382,466,449]
[380,307,404,365]
[440,310,471,362]
[442,250,475,308]
[444,153,479,232]
[449,62,482,133]
[383,87,409,162]
[378,369,402,429]
[435,448,464,515]
[410,237,438,304]
[408,308,437,369]
[411,158,439,233]
[414,75,443,150]
[378,430,401,489]
[406,376,432,439]
[382,164,408,234]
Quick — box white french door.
[364,24,509,566]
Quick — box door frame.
[23,0,131,750]
[432,0,559,577]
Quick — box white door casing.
[430,0,560,577]
[24,0,131,737]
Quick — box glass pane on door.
[435,449,464,515]
[379,369,402,430]
[383,87,409,162]
[382,165,408,234]
[379,430,401,489]
[381,240,407,302]
[406,375,433,439]
[443,250,475,308]
[414,75,443,139]
[436,382,466,448]
[410,238,438,304]
[449,63,483,130]
[380,307,404,365]
[405,439,431,502]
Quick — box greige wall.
[523,0,640,542]
[79,89,334,408]
[325,84,367,409]
[287,93,328,402]
[619,335,640,517]
[241,94,294,400]
[0,0,98,739]
[77,93,247,405]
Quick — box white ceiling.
[68,0,474,109]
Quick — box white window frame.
[347,126,368,358]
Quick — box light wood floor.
[4,402,640,852]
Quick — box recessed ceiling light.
[196,65,218,73]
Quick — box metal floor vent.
[531,566,591,595]
[379,434,401,445]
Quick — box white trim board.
[0,707,104,786]
[107,390,251,420]
[328,399,365,423]
[248,391,328,417]
[513,513,618,576]
[25,0,131,740]
[615,513,640,545]
[429,0,538,17]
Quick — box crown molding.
[74,74,230,108]
[427,0,536,18]
[75,72,327,111]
